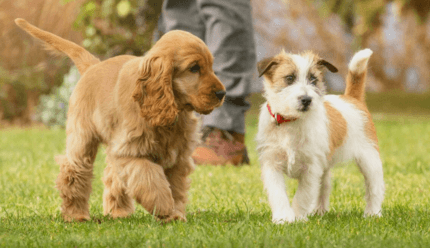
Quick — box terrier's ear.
[317,60,338,73]
[258,57,278,77]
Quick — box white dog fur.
[256,49,385,224]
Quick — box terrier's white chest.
[256,104,332,178]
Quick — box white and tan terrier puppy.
[256,49,384,224]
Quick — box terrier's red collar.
[267,104,297,125]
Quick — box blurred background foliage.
[0,0,84,125]
[1,0,430,126]
[74,0,161,58]
[0,0,161,125]
[314,0,430,52]
[37,66,79,127]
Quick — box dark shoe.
[192,127,250,166]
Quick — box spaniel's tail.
[15,18,100,75]
[344,49,373,102]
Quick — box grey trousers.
[158,0,257,134]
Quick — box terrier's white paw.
[364,210,382,218]
[294,214,309,222]
[272,210,296,224]
[315,206,328,216]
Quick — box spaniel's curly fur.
[15,18,225,222]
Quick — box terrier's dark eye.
[285,74,296,85]
[189,64,200,73]
[309,74,317,85]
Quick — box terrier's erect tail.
[344,49,373,102]
[15,18,100,74]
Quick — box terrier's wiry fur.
[15,18,226,222]
[256,49,384,224]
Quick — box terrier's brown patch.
[345,70,367,102]
[258,52,297,87]
[340,95,379,151]
[324,101,347,158]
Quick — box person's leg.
[196,0,256,135]
[160,0,257,165]
[159,0,205,39]
[193,0,256,165]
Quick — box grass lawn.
[1,93,430,247]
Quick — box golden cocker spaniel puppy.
[15,18,226,222]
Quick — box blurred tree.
[0,0,163,124]
[74,0,162,58]
[313,0,430,91]
[315,0,429,44]
[0,0,84,124]
[398,0,430,23]
[313,0,385,46]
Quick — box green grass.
[1,93,430,247]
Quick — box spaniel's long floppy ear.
[132,55,179,127]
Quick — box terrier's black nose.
[300,95,312,107]
[215,90,226,100]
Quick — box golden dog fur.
[15,18,225,222]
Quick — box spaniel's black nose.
[215,90,226,100]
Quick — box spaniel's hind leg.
[55,124,99,222]
[112,157,174,218]
[102,161,134,219]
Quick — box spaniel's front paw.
[158,209,187,223]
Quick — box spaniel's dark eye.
[309,74,317,85]
[189,64,200,73]
[285,74,296,85]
